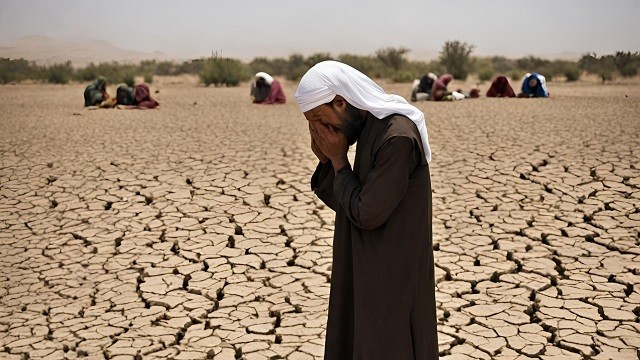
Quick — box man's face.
[528,77,538,88]
[304,97,365,145]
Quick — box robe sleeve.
[333,136,419,230]
[311,161,337,211]
[265,80,286,104]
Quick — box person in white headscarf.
[410,72,438,101]
[295,60,437,360]
[250,72,286,104]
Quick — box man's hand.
[312,122,349,172]
[311,137,330,164]
[309,122,329,163]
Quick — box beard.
[330,102,366,145]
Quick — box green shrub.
[0,58,41,84]
[563,63,581,81]
[122,73,135,87]
[305,53,334,68]
[337,54,386,78]
[477,66,495,82]
[248,57,290,77]
[612,51,640,77]
[598,69,614,82]
[516,56,549,72]
[177,59,206,74]
[510,71,523,83]
[200,57,250,86]
[249,57,279,77]
[284,54,308,81]
[439,40,474,80]
[486,56,518,74]
[143,73,154,84]
[391,71,414,83]
[376,47,409,72]
[46,61,74,84]
[579,53,616,82]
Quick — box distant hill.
[0,35,175,67]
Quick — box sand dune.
[0,35,175,67]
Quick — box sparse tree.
[439,40,474,80]
[376,47,409,71]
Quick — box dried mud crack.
[1,82,639,359]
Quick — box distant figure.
[251,72,286,104]
[116,83,159,109]
[410,73,438,102]
[84,76,114,107]
[518,72,549,98]
[468,87,480,98]
[429,74,453,101]
[116,85,136,106]
[134,84,159,108]
[486,75,516,98]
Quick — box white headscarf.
[295,60,431,162]
[255,72,274,86]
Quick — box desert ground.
[1,77,639,360]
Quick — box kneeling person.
[251,72,286,104]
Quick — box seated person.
[134,83,159,108]
[429,74,453,101]
[486,75,516,97]
[116,84,136,106]
[84,76,115,108]
[518,72,549,98]
[410,72,437,101]
[251,72,286,104]
[116,83,159,109]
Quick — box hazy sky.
[1,0,639,60]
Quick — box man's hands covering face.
[308,120,349,172]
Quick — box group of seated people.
[486,73,549,98]
[83,76,159,109]
[84,72,286,109]
[412,73,480,101]
[411,71,549,101]
[84,70,548,110]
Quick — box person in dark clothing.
[251,72,286,104]
[116,85,136,106]
[84,76,113,107]
[518,72,549,98]
[115,83,159,109]
[486,75,516,98]
[411,73,437,101]
[429,74,453,101]
[133,83,159,108]
[295,61,438,360]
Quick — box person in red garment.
[295,60,438,359]
[134,83,159,108]
[251,72,286,104]
[429,73,453,101]
[115,83,159,109]
[486,75,516,98]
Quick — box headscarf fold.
[295,61,431,162]
[255,72,274,86]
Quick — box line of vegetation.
[1,41,639,86]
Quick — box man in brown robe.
[295,61,438,359]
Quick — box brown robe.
[311,112,438,359]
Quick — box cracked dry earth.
[0,81,639,360]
